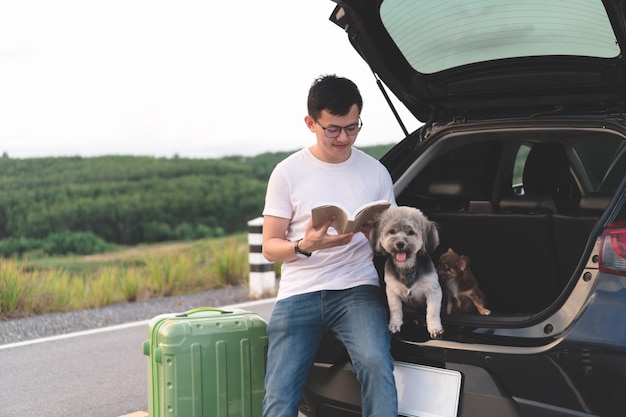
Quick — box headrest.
[468,201,494,213]
[523,143,571,197]
[499,195,557,213]
[427,180,480,198]
[579,193,611,213]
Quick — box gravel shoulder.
[0,285,252,345]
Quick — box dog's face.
[437,248,467,281]
[370,206,439,269]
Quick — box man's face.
[305,104,361,164]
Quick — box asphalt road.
[0,298,276,417]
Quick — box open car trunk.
[389,118,623,330]
[300,118,625,417]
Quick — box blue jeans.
[262,285,398,417]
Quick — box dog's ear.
[369,219,384,254]
[424,221,440,254]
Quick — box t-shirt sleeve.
[262,163,294,220]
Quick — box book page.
[311,200,390,233]
[349,201,391,232]
[311,204,350,232]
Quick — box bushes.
[0,232,111,258]
[0,232,111,257]
[0,237,42,257]
[42,231,111,256]
[0,224,227,258]
[143,222,225,243]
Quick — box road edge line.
[0,297,275,350]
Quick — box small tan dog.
[437,248,491,316]
[370,206,444,338]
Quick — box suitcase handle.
[176,307,233,317]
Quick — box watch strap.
[294,238,312,257]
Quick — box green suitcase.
[142,307,268,417]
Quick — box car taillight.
[599,222,626,276]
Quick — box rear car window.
[380,0,620,74]
[573,139,624,192]
[573,140,626,192]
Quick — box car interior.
[393,128,622,316]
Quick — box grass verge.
[0,233,252,319]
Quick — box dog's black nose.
[396,242,405,249]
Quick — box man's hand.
[358,219,375,239]
[298,217,353,254]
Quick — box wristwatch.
[294,238,312,257]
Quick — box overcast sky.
[0,0,420,159]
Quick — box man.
[261,74,398,417]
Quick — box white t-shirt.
[263,147,396,300]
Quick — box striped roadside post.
[247,217,276,298]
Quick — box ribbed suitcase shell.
[143,307,268,417]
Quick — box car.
[300,1,626,417]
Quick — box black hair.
[307,74,363,120]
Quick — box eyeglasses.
[316,118,363,138]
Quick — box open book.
[311,200,391,233]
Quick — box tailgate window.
[381,0,620,74]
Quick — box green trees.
[0,145,392,256]
[0,156,265,246]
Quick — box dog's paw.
[479,308,491,316]
[428,326,445,339]
[388,318,403,333]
